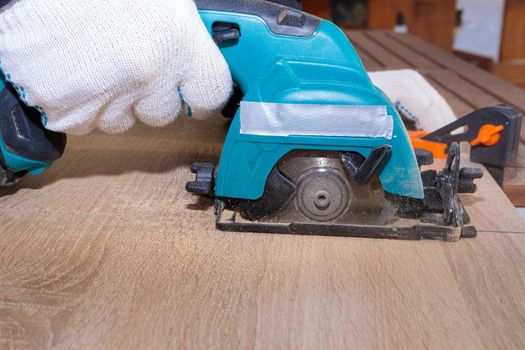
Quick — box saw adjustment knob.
[414,148,434,166]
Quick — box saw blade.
[267,151,395,226]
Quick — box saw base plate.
[216,201,477,242]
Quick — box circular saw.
[186,0,486,241]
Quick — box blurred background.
[297,0,525,90]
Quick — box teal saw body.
[196,0,424,201]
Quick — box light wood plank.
[0,207,524,349]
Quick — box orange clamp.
[408,130,448,159]
[409,123,505,159]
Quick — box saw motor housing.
[195,0,423,202]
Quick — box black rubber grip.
[0,84,66,162]
[0,0,11,9]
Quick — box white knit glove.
[0,0,232,135]
[369,69,457,131]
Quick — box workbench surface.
[1,33,525,349]
[349,31,525,206]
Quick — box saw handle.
[0,77,66,181]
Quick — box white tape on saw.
[240,102,394,139]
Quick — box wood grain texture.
[348,31,410,70]
[0,114,524,349]
[348,30,525,205]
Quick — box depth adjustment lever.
[340,145,392,186]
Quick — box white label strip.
[240,102,393,139]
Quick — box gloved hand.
[0,0,232,135]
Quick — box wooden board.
[347,30,525,206]
[1,116,524,349]
[488,0,525,90]
[367,0,456,52]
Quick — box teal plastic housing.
[0,79,51,175]
[199,11,423,200]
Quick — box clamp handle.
[421,104,522,168]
